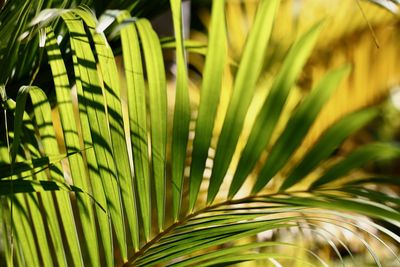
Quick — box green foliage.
[0,1,400,266]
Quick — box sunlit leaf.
[170,0,191,221]
[281,108,379,191]
[189,0,227,212]
[136,18,168,232]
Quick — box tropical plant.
[1,0,400,266]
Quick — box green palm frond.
[0,1,400,266]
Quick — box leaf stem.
[126,190,310,265]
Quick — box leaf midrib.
[126,189,312,266]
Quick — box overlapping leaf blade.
[116,10,152,242]
[207,0,280,204]
[45,26,99,267]
[0,151,73,179]
[74,8,139,259]
[0,179,89,196]
[259,193,400,222]
[61,11,127,264]
[189,0,227,212]
[280,108,379,191]
[312,142,400,188]
[134,219,293,266]
[18,86,78,267]
[11,197,41,267]
[136,18,168,232]
[250,65,350,194]
[228,22,324,195]
[9,87,67,267]
[168,242,317,267]
[170,0,191,221]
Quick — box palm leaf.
[116,10,152,245]
[135,18,168,232]
[170,0,192,222]
[1,1,400,266]
[206,0,280,204]
[281,107,379,191]
[44,26,99,267]
[230,21,325,197]
[250,65,351,194]
[189,0,227,212]
[61,10,127,264]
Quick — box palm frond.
[0,1,399,266]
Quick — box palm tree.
[1,0,400,266]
